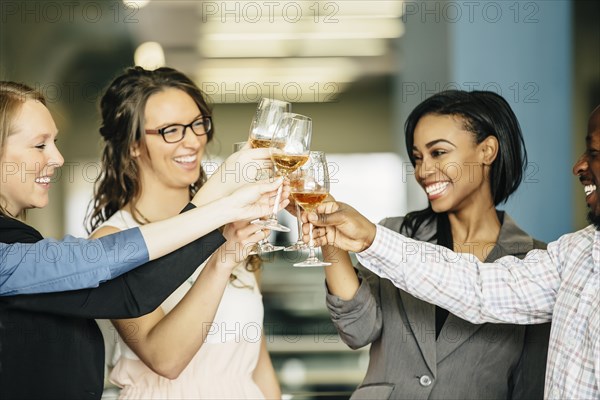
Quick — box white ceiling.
[127,0,404,102]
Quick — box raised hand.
[192,148,274,207]
[219,221,270,267]
[225,177,290,223]
[302,201,377,253]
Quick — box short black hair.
[405,90,527,206]
[402,90,528,243]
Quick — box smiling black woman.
[306,104,600,400]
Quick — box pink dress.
[97,211,266,399]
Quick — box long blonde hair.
[0,81,47,218]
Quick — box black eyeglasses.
[145,116,212,143]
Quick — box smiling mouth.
[425,181,450,196]
[173,155,197,164]
[584,184,597,196]
[35,176,51,184]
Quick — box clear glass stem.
[295,204,303,240]
[307,222,317,259]
[267,182,284,220]
[284,204,307,251]
[293,204,330,267]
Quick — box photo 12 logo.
[1,161,102,185]
[399,81,540,104]
[201,81,340,104]
[199,1,340,24]
[1,1,141,24]
[401,1,540,24]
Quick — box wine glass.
[291,151,331,267]
[247,98,292,251]
[284,169,308,252]
[249,98,292,235]
[249,98,291,149]
[253,113,311,232]
[232,141,281,254]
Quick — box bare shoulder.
[90,225,122,239]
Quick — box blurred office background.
[1,1,599,398]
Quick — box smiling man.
[576,106,600,228]
[306,105,600,400]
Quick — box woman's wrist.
[194,196,238,226]
[205,247,239,277]
[215,243,247,272]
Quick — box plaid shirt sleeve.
[357,224,561,325]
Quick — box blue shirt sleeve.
[0,227,149,296]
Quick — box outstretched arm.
[1,210,224,319]
[302,201,377,253]
[193,148,275,207]
[0,175,284,296]
[142,176,284,259]
[0,175,285,297]
[0,228,147,296]
[104,220,266,379]
[357,225,560,324]
[2,179,288,319]
[286,198,361,299]
[297,201,383,348]
[307,201,561,325]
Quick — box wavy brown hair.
[0,81,46,219]
[88,67,261,273]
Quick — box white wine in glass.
[284,166,309,252]
[253,113,311,232]
[249,98,291,149]
[247,98,292,252]
[290,151,331,267]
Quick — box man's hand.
[302,201,377,253]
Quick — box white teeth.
[35,176,51,184]
[584,184,596,196]
[174,155,197,163]
[425,182,449,196]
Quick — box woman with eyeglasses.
[0,81,285,400]
[88,67,281,399]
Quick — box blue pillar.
[396,0,572,242]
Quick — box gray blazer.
[326,212,550,400]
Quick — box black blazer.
[0,206,224,400]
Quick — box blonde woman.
[0,80,286,399]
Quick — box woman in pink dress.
[88,66,281,399]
